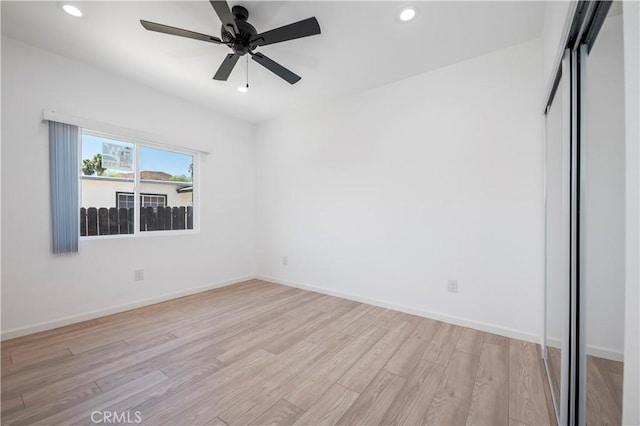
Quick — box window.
[116,192,136,210]
[80,130,196,237]
[116,193,168,211]
[142,194,167,210]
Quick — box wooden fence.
[80,206,193,236]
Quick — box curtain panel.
[49,121,79,253]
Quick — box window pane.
[117,193,135,210]
[80,133,135,236]
[139,147,193,232]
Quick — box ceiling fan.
[140,1,321,85]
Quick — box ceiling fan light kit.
[140,1,321,87]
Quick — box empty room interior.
[1,1,639,425]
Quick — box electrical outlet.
[282,256,288,266]
[447,279,458,293]
[134,269,144,282]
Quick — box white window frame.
[79,128,200,239]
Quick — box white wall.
[1,37,256,337]
[622,1,640,423]
[254,39,544,341]
[541,1,575,103]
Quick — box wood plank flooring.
[587,355,624,425]
[1,279,556,425]
[546,347,624,425]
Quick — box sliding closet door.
[578,5,626,424]
[544,50,571,426]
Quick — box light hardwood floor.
[587,355,624,425]
[546,347,623,425]
[0,279,556,425]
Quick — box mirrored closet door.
[543,2,626,424]
[578,2,625,424]
[544,49,571,426]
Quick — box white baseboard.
[0,275,256,341]
[585,344,624,362]
[541,337,623,362]
[5,273,623,363]
[256,275,542,344]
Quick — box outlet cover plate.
[134,269,144,281]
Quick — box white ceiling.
[1,1,545,123]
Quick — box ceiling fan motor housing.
[223,5,258,56]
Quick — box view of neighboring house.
[81,171,193,211]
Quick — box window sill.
[80,229,198,241]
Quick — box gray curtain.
[49,121,79,253]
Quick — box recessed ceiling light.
[62,4,83,17]
[399,8,416,22]
[237,85,249,93]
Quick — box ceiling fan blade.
[251,52,301,84]
[209,1,239,34]
[251,17,320,47]
[213,53,240,81]
[140,20,222,44]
